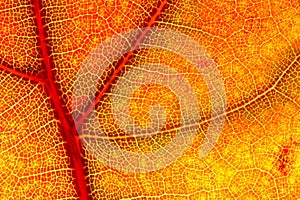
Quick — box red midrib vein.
[76,0,168,127]
[33,0,89,199]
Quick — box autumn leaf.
[0,0,300,199]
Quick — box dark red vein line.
[32,0,89,199]
[76,0,168,127]
[0,64,45,84]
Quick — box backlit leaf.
[0,0,299,199]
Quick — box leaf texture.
[0,0,300,199]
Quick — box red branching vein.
[76,0,168,127]
[0,64,45,84]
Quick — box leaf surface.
[0,0,300,199]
